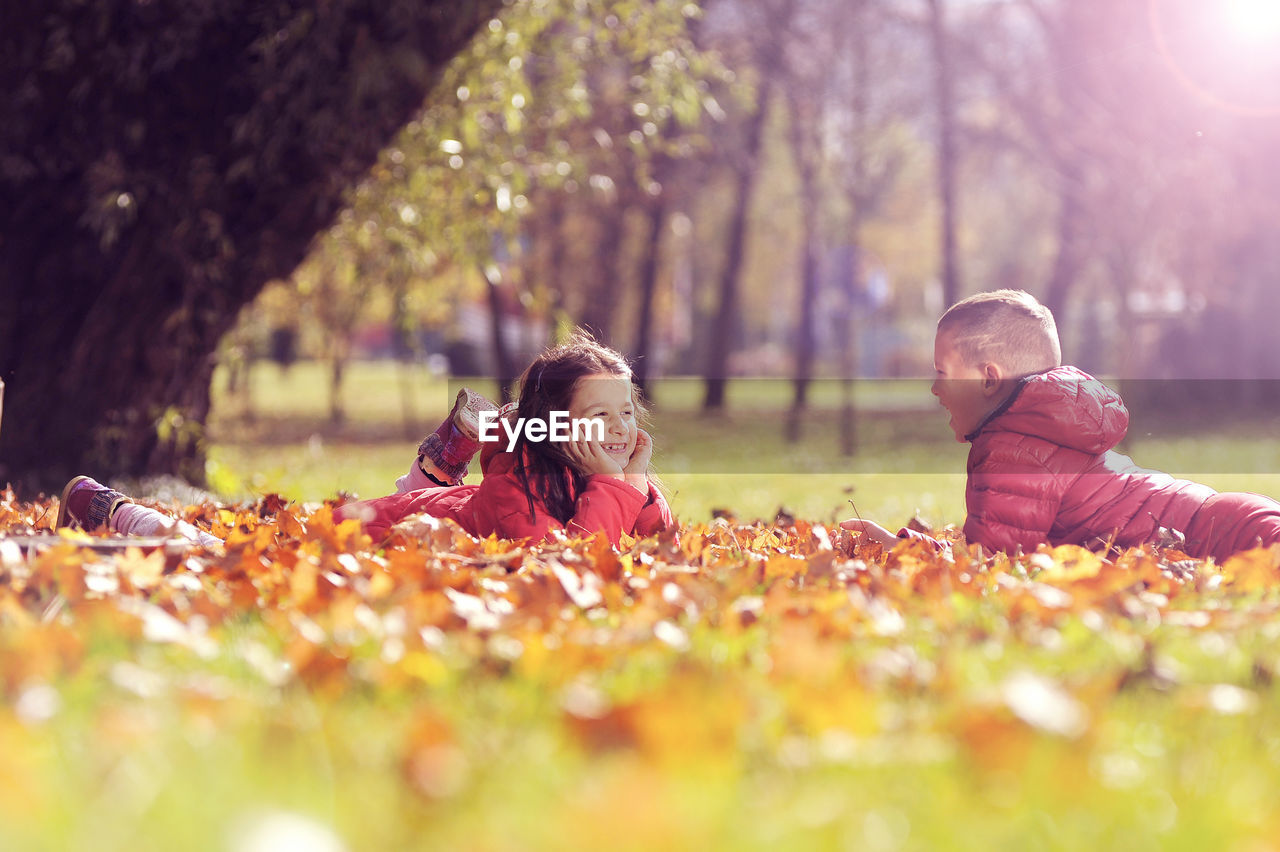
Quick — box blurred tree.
[279,0,722,397]
[780,2,831,442]
[631,156,674,393]
[925,0,961,309]
[830,1,916,455]
[480,262,520,400]
[777,0,912,450]
[293,247,370,425]
[942,0,1280,389]
[702,0,797,413]
[959,1,1198,326]
[0,0,499,492]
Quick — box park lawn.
[206,360,975,525]
[4,359,1268,850]
[206,360,1280,528]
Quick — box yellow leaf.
[1035,545,1106,583]
[117,545,166,591]
[1220,547,1280,590]
[763,554,807,583]
[276,508,306,539]
[290,558,318,606]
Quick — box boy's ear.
[979,361,1006,395]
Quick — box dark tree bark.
[835,243,860,458]
[0,0,499,493]
[701,0,797,413]
[328,354,347,426]
[702,73,776,412]
[633,192,668,396]
[833,0,878,458]
[578,194,628,343]
[481,266,518,403]
[785,101,822,443]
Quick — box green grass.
[207,361,974,524]
[208,360,1280,529]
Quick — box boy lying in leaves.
[842,289,1280,560]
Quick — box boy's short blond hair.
[937,290,1061,377]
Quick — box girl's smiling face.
[568,373,638,461]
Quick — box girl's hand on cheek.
[623,429,652,476]
[566,435,624,477]
[622,429,652,494]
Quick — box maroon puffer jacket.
[959,366,1216,553]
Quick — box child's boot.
[56,475,131,531]
[56,475,222,547]
[396,388,499,492]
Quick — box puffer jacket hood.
[968,366,1129,454]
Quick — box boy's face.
[931,331,1002,442]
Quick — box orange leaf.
[1220,547,1280,590]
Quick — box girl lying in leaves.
[57,335,672,548]
[335,334,672,545]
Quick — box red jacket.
[337,441,673,545]
[941,366,1217,554]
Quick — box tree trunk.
[580,231,621,343]
[482,266,518,403]
[2,232,238,487]
[329,356,346,426]
[397,360,420,441]
[0,0,498,494]
[834,242,861,457]
[536,193,568,325]
[787,223,820,443]
[703,75,775,412]
[1043,158,1085,321]
[633,194,668,396]
[786,106,821,444]
[927,0,961,308]
[578,190,629,343]
[390,285,421,439]
[834,2,872,457]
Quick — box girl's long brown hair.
[511,333,645,524]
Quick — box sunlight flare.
[1221,0,1280,43]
